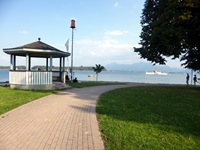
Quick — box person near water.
[65,71,69,82]
[193,75,197,85]
[73,77,78,83]
[186,73,189,85]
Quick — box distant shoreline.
[0,66,103,71]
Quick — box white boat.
[88,75,96,78]
[146,70,168,75]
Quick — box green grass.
[97,86,200,150]
[0,86,57,115]
[68,81,125,88]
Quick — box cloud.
[75,39,98,45]
[53,31,141,66]
[62,29,142,66]
[105,30,128,36]
[73,37,137,66]
[114,2,119,7]
[98,39,131,50]
[19,31,28,35]
[54,36,144,66]
[76,38,132,55]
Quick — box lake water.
[0,69,189,85]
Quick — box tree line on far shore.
[0,65,107,71]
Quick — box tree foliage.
[92,64,105,81]
[134,0,200,71]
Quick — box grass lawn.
[68,81,125,88]
[97,86,200,150]
[0,86,57,115]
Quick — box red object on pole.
[70,19,76,28]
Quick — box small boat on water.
[146,70,168,75]
[88,75,96,78]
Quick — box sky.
[0,0,183,68]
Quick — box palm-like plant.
[92,64,105,81]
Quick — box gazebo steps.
[53,82,71,90]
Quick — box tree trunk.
[96,73,98,81]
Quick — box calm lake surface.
[0,69,189,85]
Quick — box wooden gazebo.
[3,38,70,90]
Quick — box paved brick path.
[0,83,140,150]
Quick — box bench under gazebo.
[3,38,70,90]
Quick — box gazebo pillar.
[59,57,62,72]
[10,54,17,70]
[50,55,53,71]
[13,55,16,70]
[10,55,14,70]
[61,57,66,83]
[28,56,31,71]
[62,57,65,71]
[46,58,48,71]
[59,57,62,80]
[26,54,30,71]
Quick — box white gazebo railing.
[10,71,52,85]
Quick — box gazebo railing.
[9,71,52,85]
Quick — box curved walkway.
[0,83,146,150]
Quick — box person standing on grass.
[193,75,197,85]
[186,73,189,85]
[73,77,78,83]
[65,71,69,82]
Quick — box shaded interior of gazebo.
[3,38,70,90]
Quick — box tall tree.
[179,0,200,70]
[134,0,200,71]
[92,64,105,81]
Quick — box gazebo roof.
[3,38,70,58]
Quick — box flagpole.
[71,29,74,81]
[70,19,76,81]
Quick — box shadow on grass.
[96,86,200,138]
